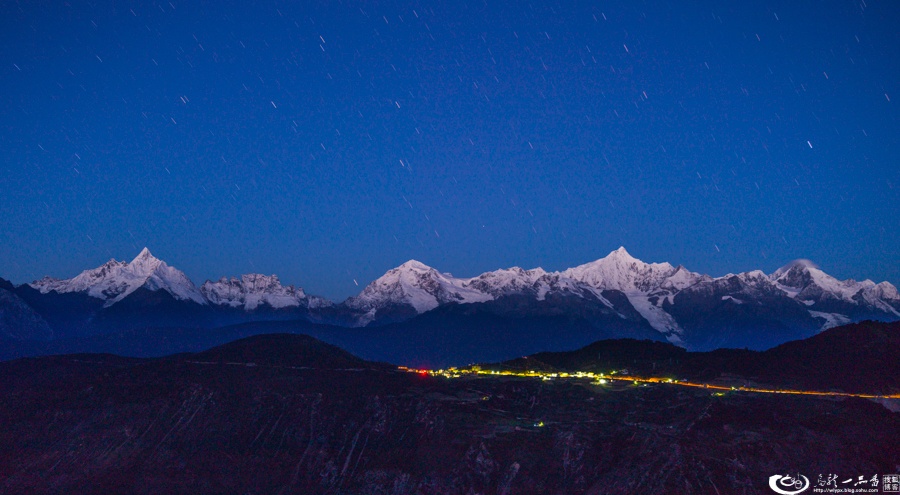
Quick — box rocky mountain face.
[3,247,899,354]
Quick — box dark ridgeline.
[501,320,900,395]
[0,321,898,494]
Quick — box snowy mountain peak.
[771,259,820,283]
[31,258,128,296]
[463,266,548,298]
[664,265,708,288]
[134,247,155,261]
[201,273,329,310]
[241,273,285,288]
[741,269,769,280]
[871,281,900,301]
[345,260,490,320]
[610,246,636,260]
[396,259,433,272]
[722,270,784,295]
[771,259,856,301]
[767,259,900,318]
[562,248,678,293]
[127,247,163,275]
[557,249,711,341]
[30,249,206,307]
[773,258,817,274]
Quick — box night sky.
[1,1,898,301]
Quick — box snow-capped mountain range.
[29,248,326,312]
[771,259,900,314]
[7,247,900,351]
[340,247,899,342]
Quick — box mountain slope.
[663,270,822,350]
[0,278,53,341]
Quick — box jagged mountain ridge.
[343,260,492,325]
[27,248,331,314]
[6,247,900,351]
[201,273,331,311]
[348,247,899,341]
[771,259,900,321]
[31,248,206,307]
[346,247,712,336]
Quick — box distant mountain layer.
[0,306,663,368]
[2,247,898,354]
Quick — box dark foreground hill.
[1,332,898,494]
[499,320,900,395]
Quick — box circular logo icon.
[768,474,810,494]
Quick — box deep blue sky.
[1,1,898,301]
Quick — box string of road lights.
[398,366,900,400]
